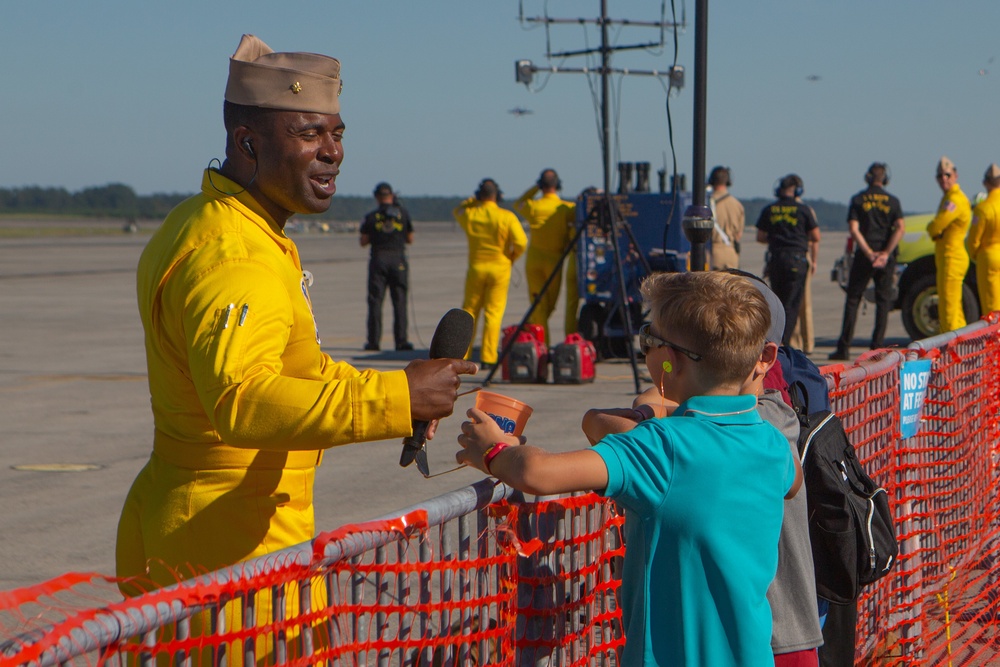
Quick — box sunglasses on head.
[638,323,703,361]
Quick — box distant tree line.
[0,184,189,220]
[0,183,852,229]
[0,183,465,223]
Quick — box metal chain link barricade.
[3,315,1000,666]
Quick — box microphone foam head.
[429,309,475,359]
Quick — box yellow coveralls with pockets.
[514,186,578,344]
[966,188,1000,315]
[453,198,527,365]
[927,183,972,332]
[117,170,412,663]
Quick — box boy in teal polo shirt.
[456,271,802,666]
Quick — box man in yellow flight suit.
[454,179,528,369]
[966,164,1000,316]
[927,157,972,332]
[116,33,477,624]
[514,169,578,344]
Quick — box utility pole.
[516,3,684,192]
[681,0,713,271]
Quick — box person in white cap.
[116,35,477,599]
[966,164,1000,315]
[927,157,972,333]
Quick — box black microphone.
[400,308,475,468]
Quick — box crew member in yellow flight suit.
[966,164,1000,315]
[514,169,578,344]
[115,36,476,661]
[454,178,528,369]
[926,157,972,332]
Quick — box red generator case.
[501,324,549,383]
[551,333,597,384]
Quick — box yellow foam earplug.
[662,360,672,373]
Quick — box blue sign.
[900,359,932,439]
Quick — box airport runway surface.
[0,220,910,590]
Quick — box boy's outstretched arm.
[581,407,644,445]
[457,408,608,496]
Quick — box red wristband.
[483,442,512,475]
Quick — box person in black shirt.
[360,182,414,351]
[756,174,820,346]
[829,163,905,360]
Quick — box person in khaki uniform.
[454,178,528,369]
[116,35,477,659]
[708,166,745,270]
[514,169,577,344]
[927,157,972,333]
[966,164,1000,315]
[789,200,819,353]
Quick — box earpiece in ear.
[662,360,673,373]
[242,139,255,158]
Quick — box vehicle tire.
[901,274,982,340]
[961,281,981,327]
[577,303,606,344]
[900,273,938,340]
[578,303,608,358]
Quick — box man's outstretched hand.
[404,358,479,422]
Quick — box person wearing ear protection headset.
[707,166,745,270]
[453,178,527,369]
[360,182,414,351]
[755,174,820,346]
[830,163,905,360]
[514,169,578,344]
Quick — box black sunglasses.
[638,323,703,361]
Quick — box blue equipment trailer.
[575,189,693,358]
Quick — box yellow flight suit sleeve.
[928,186,971,240]
[506,213,528,263]
[453,197,478,232]
[514,186,540,220]
[967,203,986,258]
[170,259,412,451]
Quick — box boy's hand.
[456,408,521,473]
[581,407,645,445]
[632,387,678,418]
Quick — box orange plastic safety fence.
[826,323,1000,665]
[4,323,1000,666]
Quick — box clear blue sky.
[2,1,997,215]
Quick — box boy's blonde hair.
[640,271,770,385]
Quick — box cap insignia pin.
[290,81,302,94]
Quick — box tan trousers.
[789,263,814,353]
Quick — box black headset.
[865,162,890,186]
[476,178,502,201]
[708,166,732,188]
[774,174,803,198]
[242,139,255,159]
[537,169,562,191]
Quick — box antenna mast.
[515,2,685,191]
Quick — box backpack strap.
[788,380,810,426]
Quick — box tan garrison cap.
[224,34,342,114]
[985,163,1000,182]
[936,156,955,176]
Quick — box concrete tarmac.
[0,220,909,590]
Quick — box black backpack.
[779,345,831,414]
[797,409,899,604]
